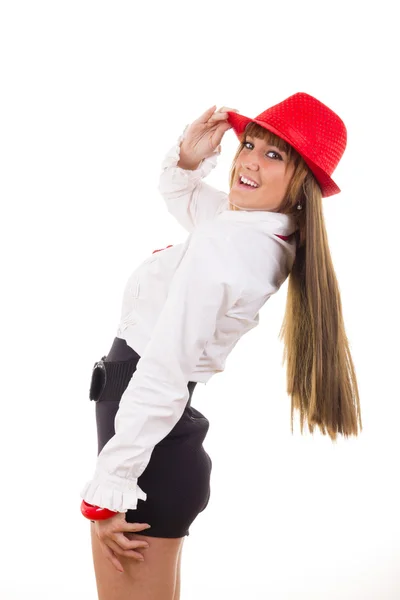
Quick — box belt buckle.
[89,355,107,401]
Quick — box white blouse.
[80,125,298,513]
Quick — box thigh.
[173,542,184,600]
[91,523,184,600]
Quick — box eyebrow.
[245,135,287,155]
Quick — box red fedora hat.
[226,92,347,197]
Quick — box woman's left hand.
[93,512,151,572]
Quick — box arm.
[158,125,229,233]
[80,232,240,512]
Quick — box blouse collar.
[217,204,297,235]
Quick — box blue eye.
[243,141,282,160]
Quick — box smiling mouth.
[236,177,260,191]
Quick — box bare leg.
[173,540,184,600]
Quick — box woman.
[80,92,362,599]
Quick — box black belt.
[89,354,198,404]
[89,355,140,403]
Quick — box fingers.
[193,105,239,125]
[123,521,152,533]
[211,106,239,119]
[217,106,240,114]
[108,537,147,561]
[209,107,239,128]
[95,517,151,569]
[113,531,149,554]
[193,105,217,124]
[102,543,125,573]
[212,120,234,147]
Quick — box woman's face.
[229,134,295,212]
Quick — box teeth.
[240,176,258,188]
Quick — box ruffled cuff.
[160,124,221,177]
[80,470,147,513]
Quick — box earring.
[297,203,302,210]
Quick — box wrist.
[81,499,118,521]
[177,142,202,170]
[177,158,202,170]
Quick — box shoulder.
[204,219,289,264]
[185,219,289,296]
[201,220,292,295]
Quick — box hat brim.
[226,111,341,198]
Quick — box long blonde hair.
[228,121,362,442]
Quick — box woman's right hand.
[178,105,239,170]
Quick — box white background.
[1,1,399,598]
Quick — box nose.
[241,159,260,171]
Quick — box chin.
[228,195,242,211]
[229,194,250,210]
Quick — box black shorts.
[90,336,212,538]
